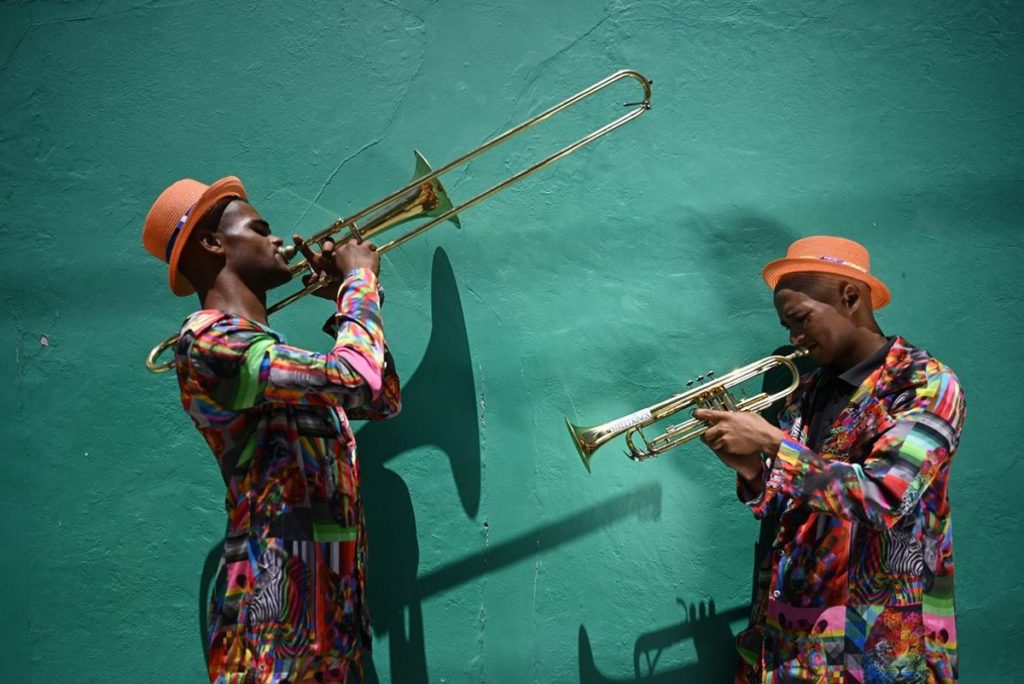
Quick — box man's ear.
[196,230,224,256]
[840,281,861,313]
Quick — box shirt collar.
[836,336,895,387]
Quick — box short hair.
[192,197,236,238]
[774,272,853,305]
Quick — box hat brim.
[167,176,248,296]
[763,258,891,310]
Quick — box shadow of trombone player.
[357,247,665,680]
[356,249,665,679]
[356,247,481,682]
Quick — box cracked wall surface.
[1,0,1023,681]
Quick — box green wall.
[2,1,1022,681]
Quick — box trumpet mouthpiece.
[278,245,297,261]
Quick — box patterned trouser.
[211,647,363,683]
[211,651,364,684]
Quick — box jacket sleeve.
[345,345,402,420]
[188,268,392,412]
[318,302,402,421]
[749,362,965,529]
[738,394,806,519]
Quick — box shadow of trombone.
[197,247,669,681]
[420,482,662,598]
[362,481,663,684]
[357,246,481,517]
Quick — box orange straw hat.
[762,235,891,309]
[142,176,248,296]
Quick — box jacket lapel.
[814,336,922,462]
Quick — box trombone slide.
[146,69,653,373]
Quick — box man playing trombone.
[142,176,400,683]
[694,236,965,683]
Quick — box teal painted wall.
[2,1,1022,681]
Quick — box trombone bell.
[263,150,463,316]
[278,149,460,263]
[412,149,461,230]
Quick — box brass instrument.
[146,69,653,373]
[566,349,808,472]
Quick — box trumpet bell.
[566,405,655,472]
[565,419,597,473]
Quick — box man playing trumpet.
[142,176,400,683]
[695,236,965,683]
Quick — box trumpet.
[566,349,808,472]
[146,69,652,373]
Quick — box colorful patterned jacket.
[736,337,965,683]
[174,268,400,681]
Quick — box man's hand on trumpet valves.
[692,408,785,482]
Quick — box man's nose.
[789,329,804,346]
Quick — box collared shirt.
[806,336,895,450]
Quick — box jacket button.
[773,590,781,599]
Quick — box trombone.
[146,69,653,373]
[566,349,808,472]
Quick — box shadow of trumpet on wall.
[579,598,748,682]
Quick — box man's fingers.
[302,272,325,286]
[293,236,321,265]
[694,408,730,423]
[701,423,723,447]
